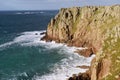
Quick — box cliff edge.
[42,5,120,80]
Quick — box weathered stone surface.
[68,72,91,80]
[90,25,120,80]
[90,55,111,80]
[42,5,120,80]
[75,48,93,57]
[76,65,90,69]
[43,5,120,58]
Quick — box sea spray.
[0,30,95,80]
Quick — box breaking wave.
[0,30,95,80]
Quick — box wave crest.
[0,30,95,80]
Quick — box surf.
[0,30,95,80]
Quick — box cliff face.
[43,5,120,80]
[91,25,120,80]
[43,5,120,55]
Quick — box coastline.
[0,30,95,80]
[41,5,120,80]
[40,31,95,80]
[41,32,95,80]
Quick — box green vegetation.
[72,16,80,34]
[101,25,120,80]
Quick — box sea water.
[0,11,95,80]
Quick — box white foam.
[33,41,94,80]
[16,12,23,14]
[30,32,95,80]
[0,30,45,49]
[0,30,95,80]
[32,45,95,80]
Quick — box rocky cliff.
[42,5,120,80]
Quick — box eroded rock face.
[90,56,111,80]
[75,48,93,57]
[42,5,120,80]
[90,25,120,80]
[42,5,120,57]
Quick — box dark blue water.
[0,10,92,80]
[0,11,63,80]
[0,10,58,37]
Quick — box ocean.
[0,11,94,80]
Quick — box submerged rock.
[35,33,38,35]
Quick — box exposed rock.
[40,32,46,35]
[68,72,91,80]
[90,56,111,80]
[76,65,90,69]
[75,48,93,57]
[43,5,120,57]
[43,4,120,80]
[90,25,120,80]
[35,33,38,35]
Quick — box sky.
[0,0,120,10]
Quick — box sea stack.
[42,5,120,80]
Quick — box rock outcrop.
[90,25,120,80]
[42,5,120,80]
[68,72,91,80]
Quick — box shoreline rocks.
[76,65,90,69]
[74,48,93,57]
[68,71,91,80]
[42,4,120,80]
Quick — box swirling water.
[0,11,95,80]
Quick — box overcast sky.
[0,0,120,10]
